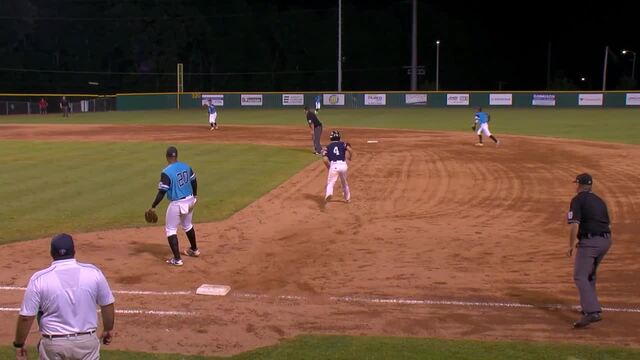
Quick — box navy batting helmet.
[329,130,341,141]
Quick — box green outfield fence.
[2,91,640,114]
[114,91,640,111]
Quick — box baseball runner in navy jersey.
[315,95,321,113]
[204,99,218,130]
[147,146,200,266]
[322,130,353,203]
[472,107,499,146]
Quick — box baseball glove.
[471,125,476,131]
[144,208,158,223]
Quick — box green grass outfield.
[1,335,639,359]
[2,108,640,144]
[0,141,314,244]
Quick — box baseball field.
[1,108,640,359]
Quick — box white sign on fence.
[532,94,556,106]
[625,93,640,105]
[364,94,386,105]
[241,94,263,106]
[447,93,469,106]
[201,94,224,106]
[323,94,345,106]
[405,94,427,105]
[282,94,304,106]
[489,93,512,106]
[578,94,603,106]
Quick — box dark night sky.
[1,0,638,92]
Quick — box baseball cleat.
[325,194,332,202]
[166,258,184,266]
[573,312,601,328]
[183,248,201,257]
[496,140,501,146]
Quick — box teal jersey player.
[160,162,196,201]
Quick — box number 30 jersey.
[159,162,196,201]
[325,141,347,162]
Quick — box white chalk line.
[0,307,194,316]
[233,292,640,314]
[3,285,639,314]
[0,286,190,296]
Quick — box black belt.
[579,233,610,240]
[42,330,95,339]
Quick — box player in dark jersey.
[322,130,353,203]
[305,106,323,154]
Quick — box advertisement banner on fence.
[241,94,263,106]
[282,94,304,106]
[446,93,469,106]
[578,94,603,106]
[364,94,386,105]
[489,93,512,106]
[201,94,224,106]
[532,94,556,106]
[625,93,640,105]
[405,94,428,105]
[323,94,345,106]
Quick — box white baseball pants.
[165,196,196,236]
[476,123,492,136]
[209,113,217,125]
[326,161,350,201]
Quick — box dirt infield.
[1,124,639,356]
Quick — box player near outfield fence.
[204,99,218,130]
[472,107,499,146]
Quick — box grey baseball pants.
[573,235,611,314]
[39,333,100,360]
[313,125,323,153]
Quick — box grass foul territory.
[2,335,640,359]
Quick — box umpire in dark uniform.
[567,173,611,328]
[304,106,323,155]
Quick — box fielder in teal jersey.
[147,146,201,266]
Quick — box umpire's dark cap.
[166,146,178,157]
[574,173,593,185]
[51,233,75,260]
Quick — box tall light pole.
[410,0,417,90]
[602,46,609,91]
[435,40,440,91]
[338,0,342,92]
[622,49,637,81]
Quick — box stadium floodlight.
[621,49,637,80]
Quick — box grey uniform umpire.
[13,233,115,360]
[567,173,612,328]
[305,106,323,154]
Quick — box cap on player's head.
[574,173,593,185]
[166,146,178,158]
[50,233,75,260]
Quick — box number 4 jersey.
[159,162,196,201]
[325,141,347,162]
